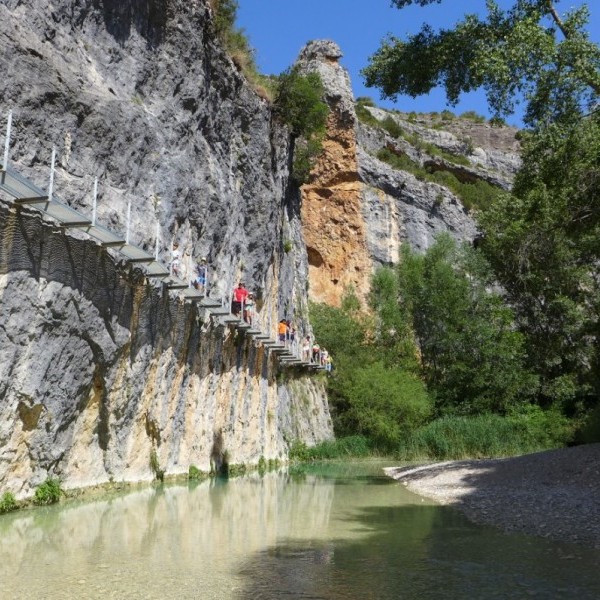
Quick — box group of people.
[232,282,254,324]
[278,319,297,345]
[170,246,332,370]
[302,337,332,371]
[171,243,208,295]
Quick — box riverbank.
[385,443,600,549]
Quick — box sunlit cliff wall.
[0,0,332,498]
[296,41,519,307]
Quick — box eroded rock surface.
[0,0,332,497]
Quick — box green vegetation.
[150,449,165,482]
[479,116,600,412]
[308,234,581,460]
[397,235,537,415]
[210,0,276,99]
[289,436,372,461]
[33,478,62,506]
[376,147,502,211]
[460,110,486,123]
[0,491,17,514]
[283,239,293,253]
[274,67,329,184]
[397,408,572,460]
[188,465,205,481]
[364,1,600,127]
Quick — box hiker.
[278,319,288,343]
[192,257,207,293]
[244,292,255,324]
[321,348,329,367]
[312,341,321,363]
[171,242,181,277]
[232,282,248,317]
[302,336,311,362]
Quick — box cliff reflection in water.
[3,463,598,600]
[0,466,412,599]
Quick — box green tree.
[370,267,420,372]
[364,0,600,418]
[334,361,432,448]
[274,67,329,183]
[478,116,600,407]
[310,290,431,449]
[397,235,536,415]
[363,1,600,127]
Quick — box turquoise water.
[1,462,599,599]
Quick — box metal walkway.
[0,111,321,371]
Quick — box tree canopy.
[363,0,600,127]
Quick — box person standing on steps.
[232,282,249,317]
[171,242,181,277]
[278,319,288,343]
[193,257,208,294]
[302,336,311,362]
[244,293,255,324]
[312,341,321,364]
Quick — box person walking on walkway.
[193,257,208,294]
[171,242,181,277]
[312,341,321,363]
[278,319,288,343]
[244,293,255,324]
[232,282,248,317]
[302,336,311,362]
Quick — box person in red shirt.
[232,282,249,317]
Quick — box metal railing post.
[92,177,98,226]
[2,110,12,171]
[125,198,131,244]
[47,147,56,203]
[154,220,160,261]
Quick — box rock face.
[296,41,372,306]
[0,0,332,498]
[0,1,520,498]
[296,41,518,289]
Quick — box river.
[1,461,599,599]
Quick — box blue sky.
[237,0,599,127]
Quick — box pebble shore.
[385,443,600,549]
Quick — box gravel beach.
[385,443,600,549]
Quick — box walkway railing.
[0,109,324,371]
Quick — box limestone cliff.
[295,41,519,304]
[0,0,332,498]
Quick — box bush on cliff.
[0,491,18,514]
[33,478,62,506]
[274,67,329,184]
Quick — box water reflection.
[0,463,598,599]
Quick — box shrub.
[0,491,17,514]
[460,110,486,123]
[275,68,328,139]
[334,361,432,450]
[188,465,203,480]
[288,440,312,462]
[355,102,380,127]
[489,116,507,127]
[380,116,404,139]
[396,409,573,461]
[275,68,329,184]
[356,96,375,107]
[33,478,62,506]
[150,449,165,482]
[574,404,600,443]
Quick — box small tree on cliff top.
[274,67,329,184]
